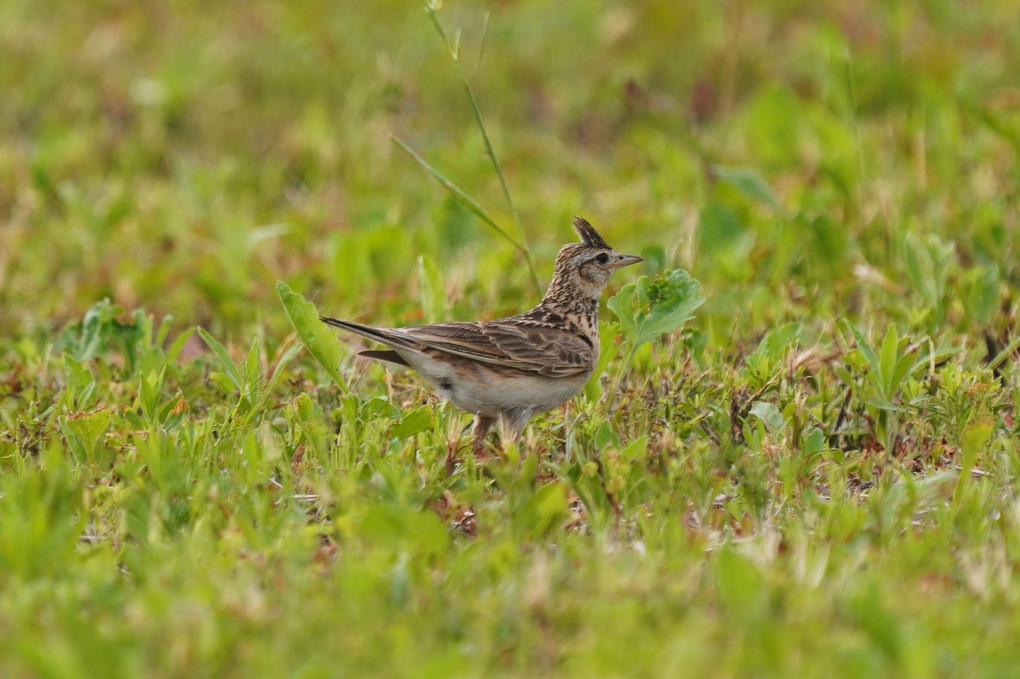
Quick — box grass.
[2,0,1020,676]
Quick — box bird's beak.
[612,253,644,270]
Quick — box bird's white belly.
[450,369,586,416]
[398,350,588,417]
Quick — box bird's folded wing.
[402,321,594,377]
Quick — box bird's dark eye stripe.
[596,253,610,264]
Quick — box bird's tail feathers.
[319,316,416,353]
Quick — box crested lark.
[320,217,642,452]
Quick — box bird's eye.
[595,253,610,264]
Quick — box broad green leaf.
[361,396,400,420]
[638,244,667,275]
[711,164,783,211]
[61,407,112,464]
[607,269,704,351]
[62,354,98,409]
[754,323,802,362]
[748,401,786,433]
[276,280,348,391]
[802,426,827,457]
[593,421,618,450]
[390,406,434,439]
[76,298,115,361]
[138,367,166,425]
[619,435,648,463]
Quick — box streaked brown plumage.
[321,217,642,452]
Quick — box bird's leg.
[501,408,535,451]
[471,415,497,457]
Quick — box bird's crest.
[573,217,610,249]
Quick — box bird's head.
[545,217,643,303]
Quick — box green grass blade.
[197,327,242,391]
[842,319,880,380]
[390,135,525,252]
[878,325,900,398]
[953,418,994,506]
[988,334,1020,372]
[422,2,540,295]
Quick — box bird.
[320,217,643,453]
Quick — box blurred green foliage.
[2,0,1017,342]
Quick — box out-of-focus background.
[4,0,1016,342]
